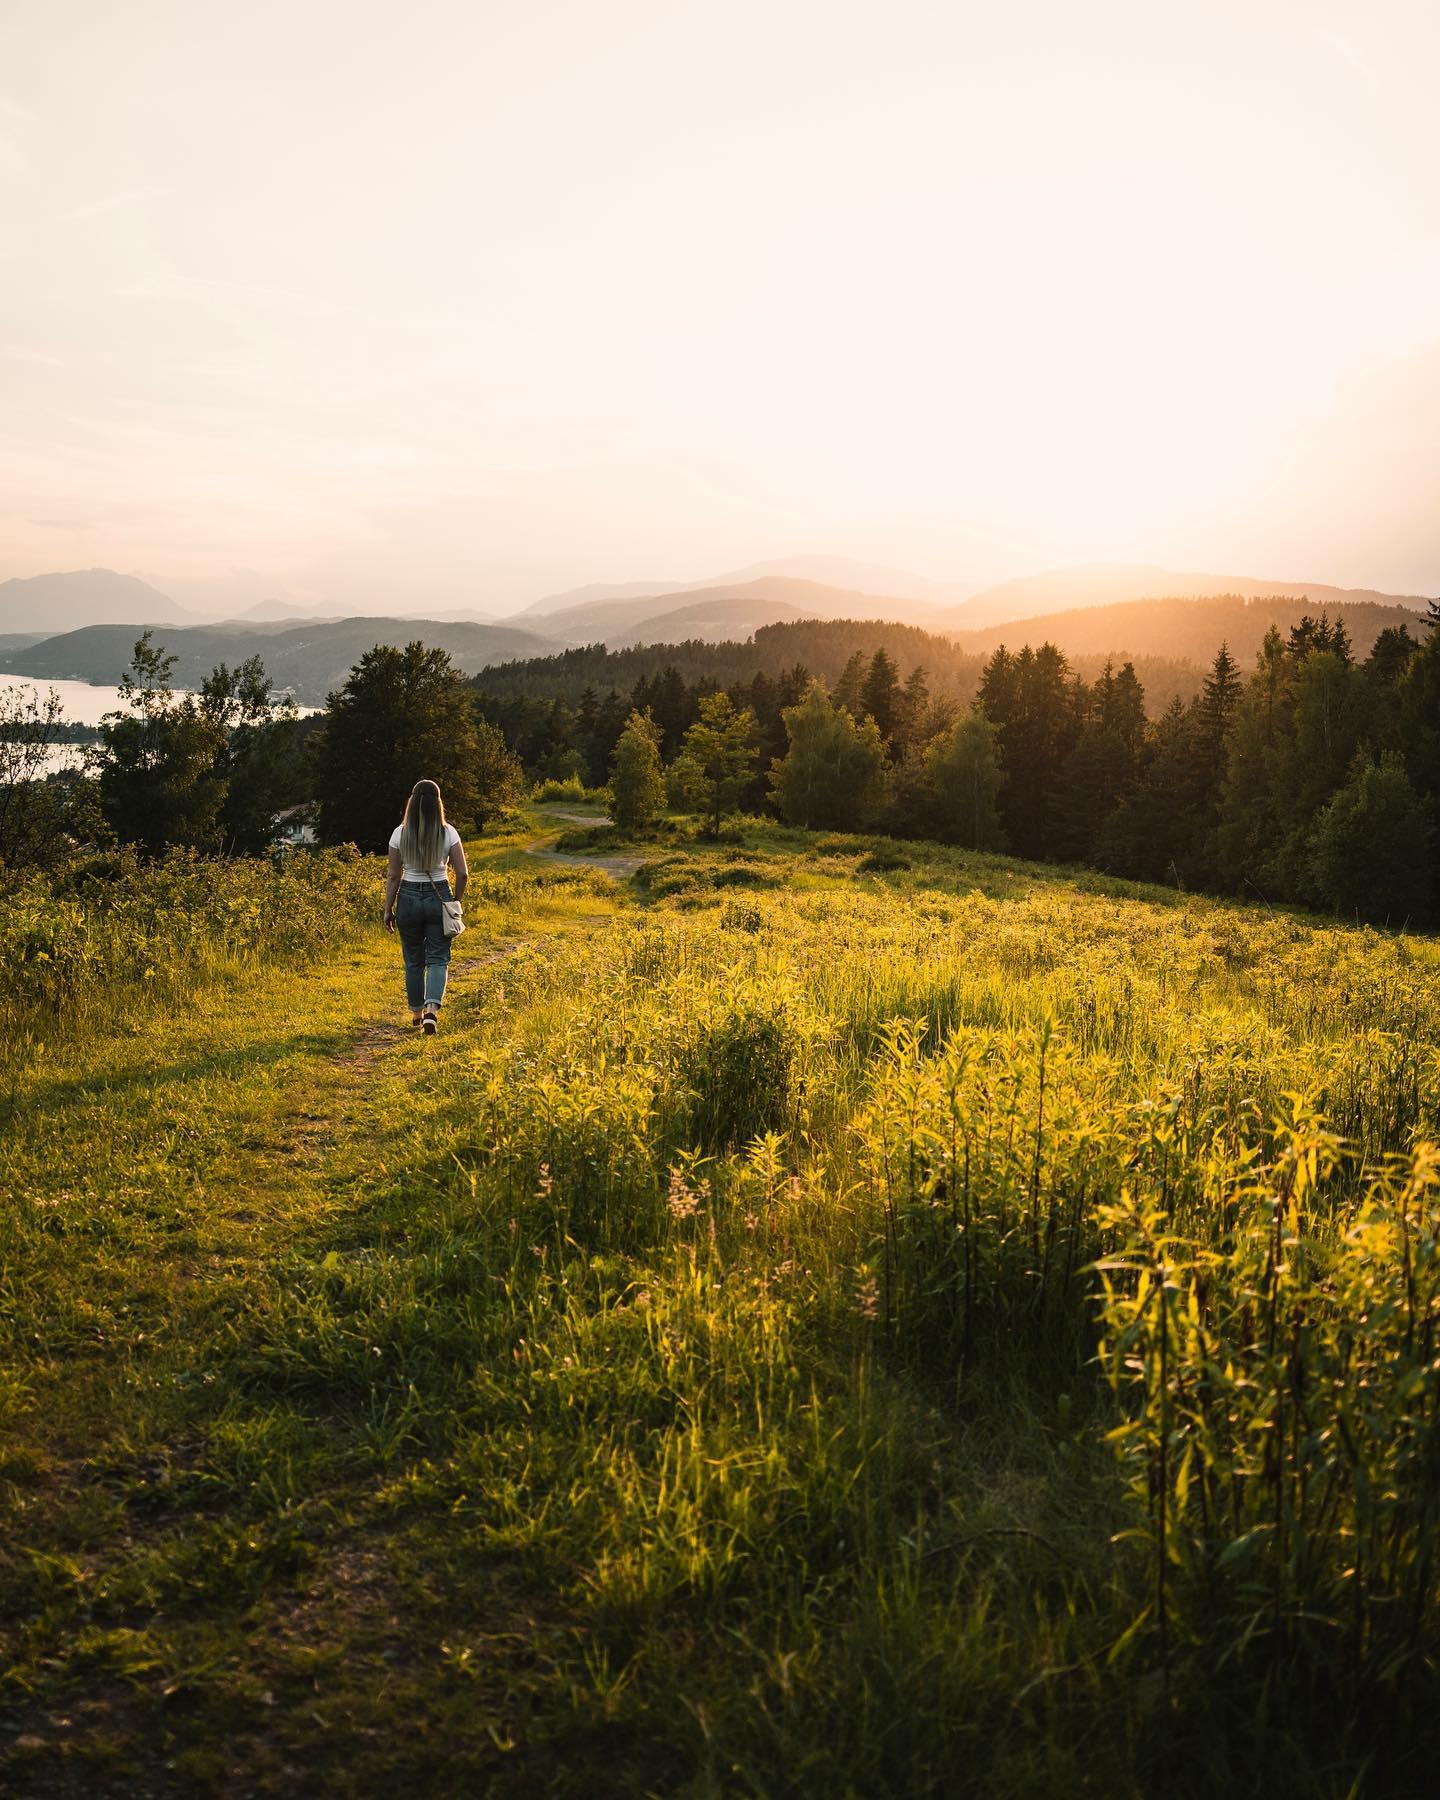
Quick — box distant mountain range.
[1,562,1432,705]
[522,555,960,615]
[0,618,554,705]
[0,569,192,631]
[944,563,1433,629]
[948,593,1423,666]
[529,577,932,647]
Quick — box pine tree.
[831,650,868,716]
[1195,644,1241,765]
[859,649,903,745]
[776,662,811,709]
[896,665,931,758]
[1213,632,1288,892]
[770,681,886,829]
[1308,752,1433,925]
[650,667,694,756]
[608,710,665,830]
[574,686,601,782]
[1186,642,1243,859]
[1366,625,1419,691]
[978,642,1081,861]
[1398,626,1440,808]
[673,693,757,835]
[915,708,1005,848]
[1100,696,1194,882]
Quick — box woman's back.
[389,819,460,882]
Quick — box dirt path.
[523,810,647,879]
[0,919,590,1795]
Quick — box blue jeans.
[395,881,453,1010]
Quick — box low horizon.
[2,549,1436,629]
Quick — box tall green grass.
[0,846,376,1033]
[3,828,1439,1793]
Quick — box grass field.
[3,809,1439,1796]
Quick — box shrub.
[531,776,608,806]
[672,990,800,1153]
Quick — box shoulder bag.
[429,876,466,938]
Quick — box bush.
[531,776,608,806]
[672,991,799,1152]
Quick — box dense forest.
[475,609,1440,925]
[468,617,1205,716]
[6,607,1433,929]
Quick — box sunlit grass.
[1,822,1437,1794]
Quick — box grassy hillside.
[2,817,1438,1794]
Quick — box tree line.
[469,617,1207,720]
[560,609,1440,926]
[5,609,1434,928]
[0,636,524,875]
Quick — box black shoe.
[422,1006,439,1036]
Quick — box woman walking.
[383,779,468,1035]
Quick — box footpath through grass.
[0,836,619,1794]
[3,812,1440,1796]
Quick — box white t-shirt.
[389,823,461,882]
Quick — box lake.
[0,672,148,726]
[0,673,313,775]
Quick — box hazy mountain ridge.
[3,566,1432,706]
[523,578,933,648]
[947,563,1434,628]
[0,617,555,705]
[0,569,194,632]
[948,592,1425,665]
[5,560,1433,643]
[523,555,958,616]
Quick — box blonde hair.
[399,780,447,873]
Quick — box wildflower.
[666,1164,700,1221]
[744,1212,760,1233]
[634,1289,652,1310]
[535,1162,554,1201]
[855,1274,880,1322]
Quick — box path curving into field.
[522,808,647,879]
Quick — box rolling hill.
[0,617,556,705]
[948,592,1426,665]
[535,577,931,647]
[946,562,1435,629]
[0,633,46,658]
[520,555,958,617]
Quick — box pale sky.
[2,0,1438,613]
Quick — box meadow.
[2,811,1439,1796]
